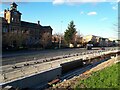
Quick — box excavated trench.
[2,50,120,90]
[60,51,119,75]
[46,51,120,89]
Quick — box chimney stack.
[38,20,40,25]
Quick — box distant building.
[83,35,100,46]
[1,2,53,50]
[83,35,117,47]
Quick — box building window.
[3,28,8,33]
[12,17,14,21]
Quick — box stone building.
[83,35,114,47]
[83,35,100,46]
[1,2,53,50]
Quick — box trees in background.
[41,32,51,48]
[2,31,28,50]
[64,21,77,46]
[52,33,67,48]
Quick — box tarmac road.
[2,48,88,65]
[1,47,117,66]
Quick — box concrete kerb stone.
[0,74,4,82]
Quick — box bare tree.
[2,30,28,49]
[41,32,51,48]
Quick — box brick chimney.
[38,20,40,25]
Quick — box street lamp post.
[59,36,61,49]
[59,21,63,49]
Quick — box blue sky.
[0,1,118,39]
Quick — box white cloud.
[53,0,65,5]
[110,2,118,10]
[1,0,119,3]
[52,0,119,5]
[112,5,117,10]
[112,6,117,10]
[117,0,120,2]
[0,11,4,15]
[80,11,84,15]
[100,17,108,21]
[76,0,106,2]
[87,11,97,16]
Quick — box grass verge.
[75,62,120,89]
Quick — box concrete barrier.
[1,66,62,89]
[60,59,83,74]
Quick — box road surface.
[2,47,117,66]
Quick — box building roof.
[21,21,41,28]
[21,21,53,30]
[42,26,53,30]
